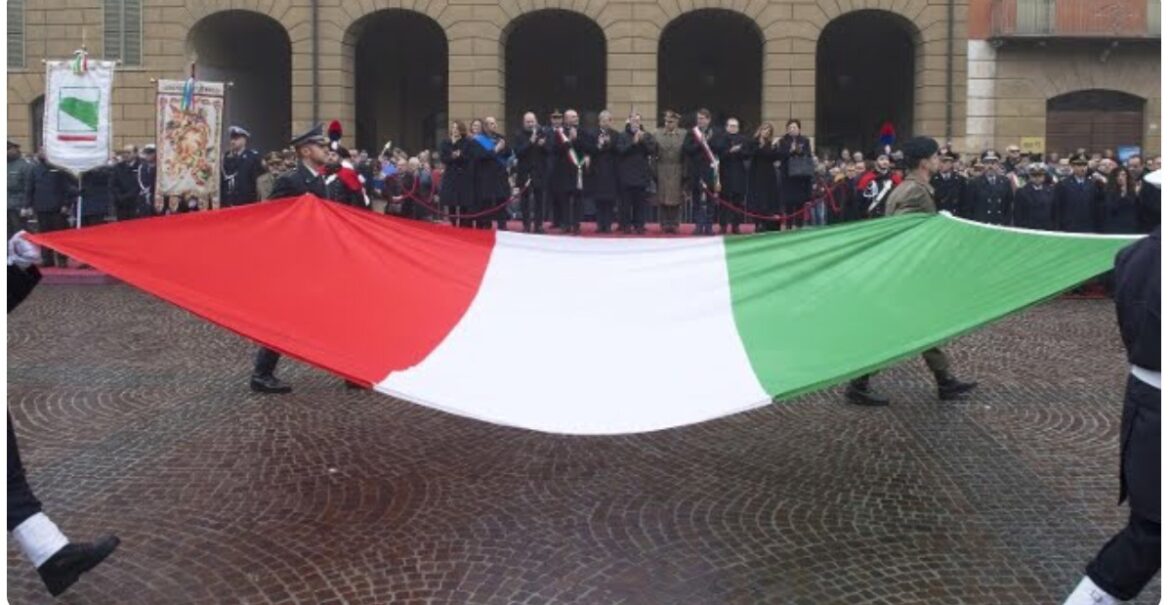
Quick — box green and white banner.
[43,55,115,175]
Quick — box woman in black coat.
[439,120,475,228]
[744,123,781,232]
[1103,166,1141,234]
[777,119,813,230]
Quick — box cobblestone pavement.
[6,284,1161,605]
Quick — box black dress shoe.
[250,374,292,394]
[938,377,978,401]
[38,535,120,597]
[845,384,890,407]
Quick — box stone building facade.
[5,0,1160,158]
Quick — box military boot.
[845,376,889,407]
[935,371,978,401]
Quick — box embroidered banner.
[155,79,225,209]
[43,56,115,175]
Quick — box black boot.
[38,535,120,597]
[936,372,977,401]
[250,374,292,394]
[845,376,890,407]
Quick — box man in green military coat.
[845,136,979,406]
[654,110,686,234]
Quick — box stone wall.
[8,0,969,152]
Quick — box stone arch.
[657,9,764,130]
[815,9,923,154]
[188,10,292,152]
[502,9,608,130]
[343,9,449,153]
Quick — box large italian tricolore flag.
[31,196,1137,434]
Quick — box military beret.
[549,109,563,119]
[900,136,940,166]
[663,110,680,120]
[289,123,328,148]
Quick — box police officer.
[250,124,332,394]
[842,136,978,407]
[966,150,1014,225]
[221,126,266,207]
[8,231,120,596]
[1062,187,1160,604]
[1014,163,1057,230]
[930,149,965,216]
[1055,153,1103,233]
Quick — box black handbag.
[787,154,815,178]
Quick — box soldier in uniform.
[842,136,978,407]
[965,150,1014,225]
[1062,203,1160,605]
[654,110,686,234]
[220,126,266,207]
[1013,163,1057,230]
[583,110,621,233]
[250,124,332,395]
[713,117,749,234]
[512,112,547,233]
[615,111,657,234]
[930,149,965,216]
[855,152,902,219]
[546,109,587,234]
[683,108,719,235]
[1055,153,1104,233]
[8,231,120,596]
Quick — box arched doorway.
[349,10,448,154]
[188,11,291,154]
[816,10,917,156]
[658,10,762,130]
[504,10,606,132]
[1046,90,1145,157]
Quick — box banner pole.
[75,171,84,230]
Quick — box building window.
[8,0,24,68]
[104,0,142,65]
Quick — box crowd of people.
[7,108,1162,261]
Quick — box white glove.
[8,230,42,269]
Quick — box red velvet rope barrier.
[701,177,844,223]
[393,176,531,220]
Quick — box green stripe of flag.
[724,214,1134,400]
[59,96,100,131]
